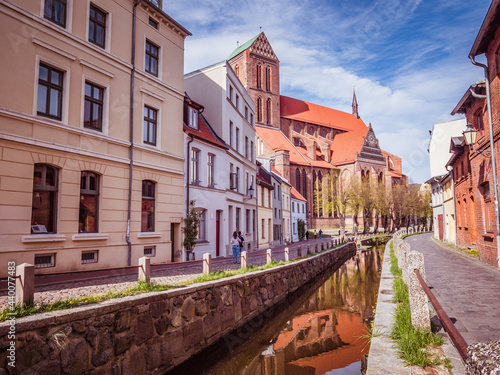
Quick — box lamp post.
[463,121,500,269]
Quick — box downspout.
[127,0,141,266]
[185,133,194,261]
[432,176,443,240]
[469,55,500,268]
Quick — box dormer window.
[188,107,198,130]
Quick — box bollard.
[241,251,247,268]
[267,249,272,264]
[138,257,151,283]
[307,245,311,254]
[15,263,34,305]
[321,242,324,251]
[315,244,319,253]
[408,251,430,330]
[285,247,289,262]
[203,253,212,275]
[297,245,302,257]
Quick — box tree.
[329,171,350,239]
[182,200,201,259]
[298,219,306,241]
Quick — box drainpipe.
[185,133,194,261]
[469,55,500,269]
[127,0,141,266]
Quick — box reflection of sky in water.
[325,361,361,374]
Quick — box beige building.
[0,0,190,276]
[257,164,274,249]
[442,173,456,244]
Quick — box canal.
[170,244,384,375]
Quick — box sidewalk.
[406,233,500,345]
[0,237,331,310]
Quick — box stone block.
[154,315,170,335]
[122,347,146,375]
[114,308,135,333]
[183,319,204,351]
[407,251,430,331]
[134,313,154,346]
[146,336,163,370]
[15,337,49,372]
[114,333,134,356]
[91,329,113,367]
[163,330,183,360]
[150,301,168,319]
[203,310,221,339]
[466,340,500,375]
[61,337,89,374]
[219,303,235,332]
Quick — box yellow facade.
[257,184,273,249]
[0,0,189,276]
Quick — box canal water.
[171,245,384,375]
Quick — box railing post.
[285,247,289,262]
[203,253,211,275]
[408,252,430,330]
[241,251,247,268]
[15,263,34,305]
[267,249,272,264]
[138,257,150,283]
[297,245,302,257]
[307,244,311,254]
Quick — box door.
[438,214,443,241]
[216,211,221,257]
[171,223,176,262]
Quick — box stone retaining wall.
[0,243,355,375]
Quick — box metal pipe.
[414,269,468,362]
[127,1,141,266]
[469,55,500,269]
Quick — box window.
[144,246,156,257]
[245,136,249,158]
[229,121,233,147]
[257,64,262,89]
[229,86,233,101]
[268,190,271,207]
[145,40,159,76]
[308,127,314,135]
[250,113,254,126]
[296,169,301,193]
[143,106,157,145]
[196,209,206,240]
[250,141,254,162]
[261,186,264,205]
[245,106,248,120]
[84,82,104,131]
[246,209,250,234]
[37,63,63,120]
[236,167,240,192]
[190,148,200,184]
[236,208,241,232]
[321,129,327,137]
[208,154,215,187]
[293,222,296,234]
[35,254,56,269]
[230,163,234,189]
[79,171,99,233]
[141,180,155,232]
[31,164,58,234]
[235,94,239,109]
[148,17,158,29]
[475,109,484,133]
[187,107,198,129]
[236,127,240,152]
[295,124,301,133]
[292,202,295,213]
[266,99,271,125]
[253,210,256,235]
[89,5,106,48]
[262,219,265,239]
[81,250,98,264]
[44,0,66,28]
[266,66,271,91]
[257,97,262,123]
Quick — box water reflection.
[173,246,383,375]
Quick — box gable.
[228,32,278,62]
[358,127,385,164]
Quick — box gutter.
[127,0,141,266]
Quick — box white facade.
[185,62,257,254]
[291,190,307,243]
[428,119,467,177]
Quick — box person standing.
[305,231,309,241]
[238,231,245,256]
[319,229,322,239]
[230,231,240,264]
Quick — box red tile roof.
[290,186,306,201]
[256,126,311,166]
[280,95,368,131]
[330,127,368,166]
[183,114,227,150]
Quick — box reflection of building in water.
[254,248,382,375]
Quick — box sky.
[163,0,492,183]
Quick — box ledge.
[137,232,162,239]
[22,234,67,243]
[72,233,109,241]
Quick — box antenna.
[237,41,239,47]
[260,26,262,32]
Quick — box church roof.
[280,95,367,132]
[228,34,260,60]
[329,128,368,166]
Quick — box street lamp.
[243,185,254,202]
[462,123,477,147]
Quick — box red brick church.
[228,32,406,229]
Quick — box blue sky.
[164,0,492,183]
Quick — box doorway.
[216,210,222,257]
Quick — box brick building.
[228,32,406,230]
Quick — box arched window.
[318,171,323,217]
[266,66,271,91]
[266,98,271,124]
[321,129,327,137]
[308,127,314,135]
[296,169,301,193]
[475,109,484,133]
[257,97,262,123]
[256,64,262,89]
[31,164,58,234]
[79,171,99,233]
[295,124,301,133]
[302,169,307,199]
[312,171,317,217]
[378,172,384,183]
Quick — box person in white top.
[230,231,240,264]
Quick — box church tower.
[228,32,281,129]
[352,88,359,119]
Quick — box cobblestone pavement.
[0,237,341,309]
[406,233,500,345]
